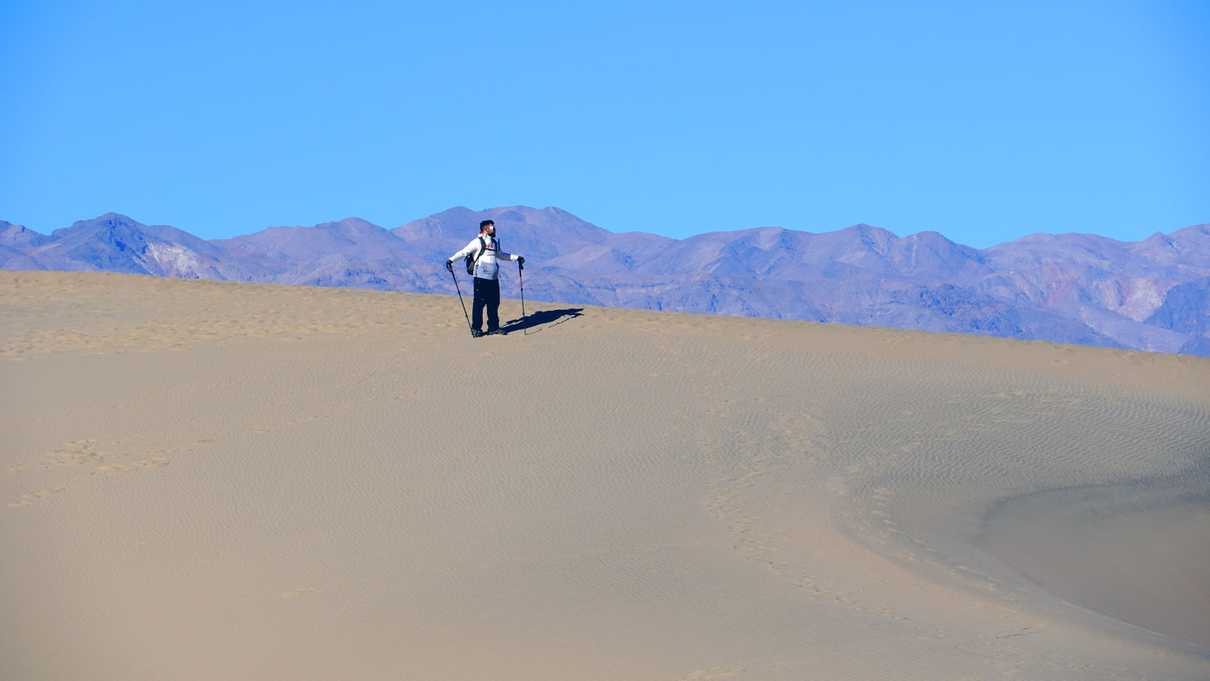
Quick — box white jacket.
[449,236,521,280]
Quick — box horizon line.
[4,206,1208,251]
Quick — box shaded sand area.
[2,271,1208,680]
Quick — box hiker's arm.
[448,239,478,262]
[497,249,522,262]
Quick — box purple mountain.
[216,217,433,290]
[1145,276,1210,355]
[6,213,232,279]
[5,207,1210,356]
[1,221,51,270]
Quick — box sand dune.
[2,271,1208,680]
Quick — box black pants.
[472,277,500,332]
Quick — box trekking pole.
[518,260,526,320]
[448,266,474,337]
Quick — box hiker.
[445,219,525,337]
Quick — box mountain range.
[4,207,1209,356]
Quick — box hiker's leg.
[486,279,501,331]
[471,278,485,332]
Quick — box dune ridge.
[2,271,1208,680]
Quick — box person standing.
[445,219,525,336]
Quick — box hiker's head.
[479,219,495,236]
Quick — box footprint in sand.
[279,586,320,600]
[45,439,102,468]
[8,486,67,508]
[680,667,740,681]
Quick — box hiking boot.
[471,329,484,338]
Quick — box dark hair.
[479,219,494,232]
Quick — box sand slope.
[2,271,1208,681]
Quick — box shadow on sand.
[500,308,584,335]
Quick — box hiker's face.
[484,224,496,236]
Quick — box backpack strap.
[469,236,487,274]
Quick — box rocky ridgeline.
[3,208,1208,356]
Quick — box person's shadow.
[500,308,584,335]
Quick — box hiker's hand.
[445,260,454,273]
[517,256,525,266]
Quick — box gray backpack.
[464,236,487,276]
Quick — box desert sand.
[2,271,1208,681]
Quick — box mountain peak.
[1171,224,1210,240]
[838,223,899,241]
[51,212,148,239]
[90,212,142,228]
[320,217,384,231]
[833,223,898,256]
[0,221,50,247]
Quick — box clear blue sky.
[2,1,1207,246]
